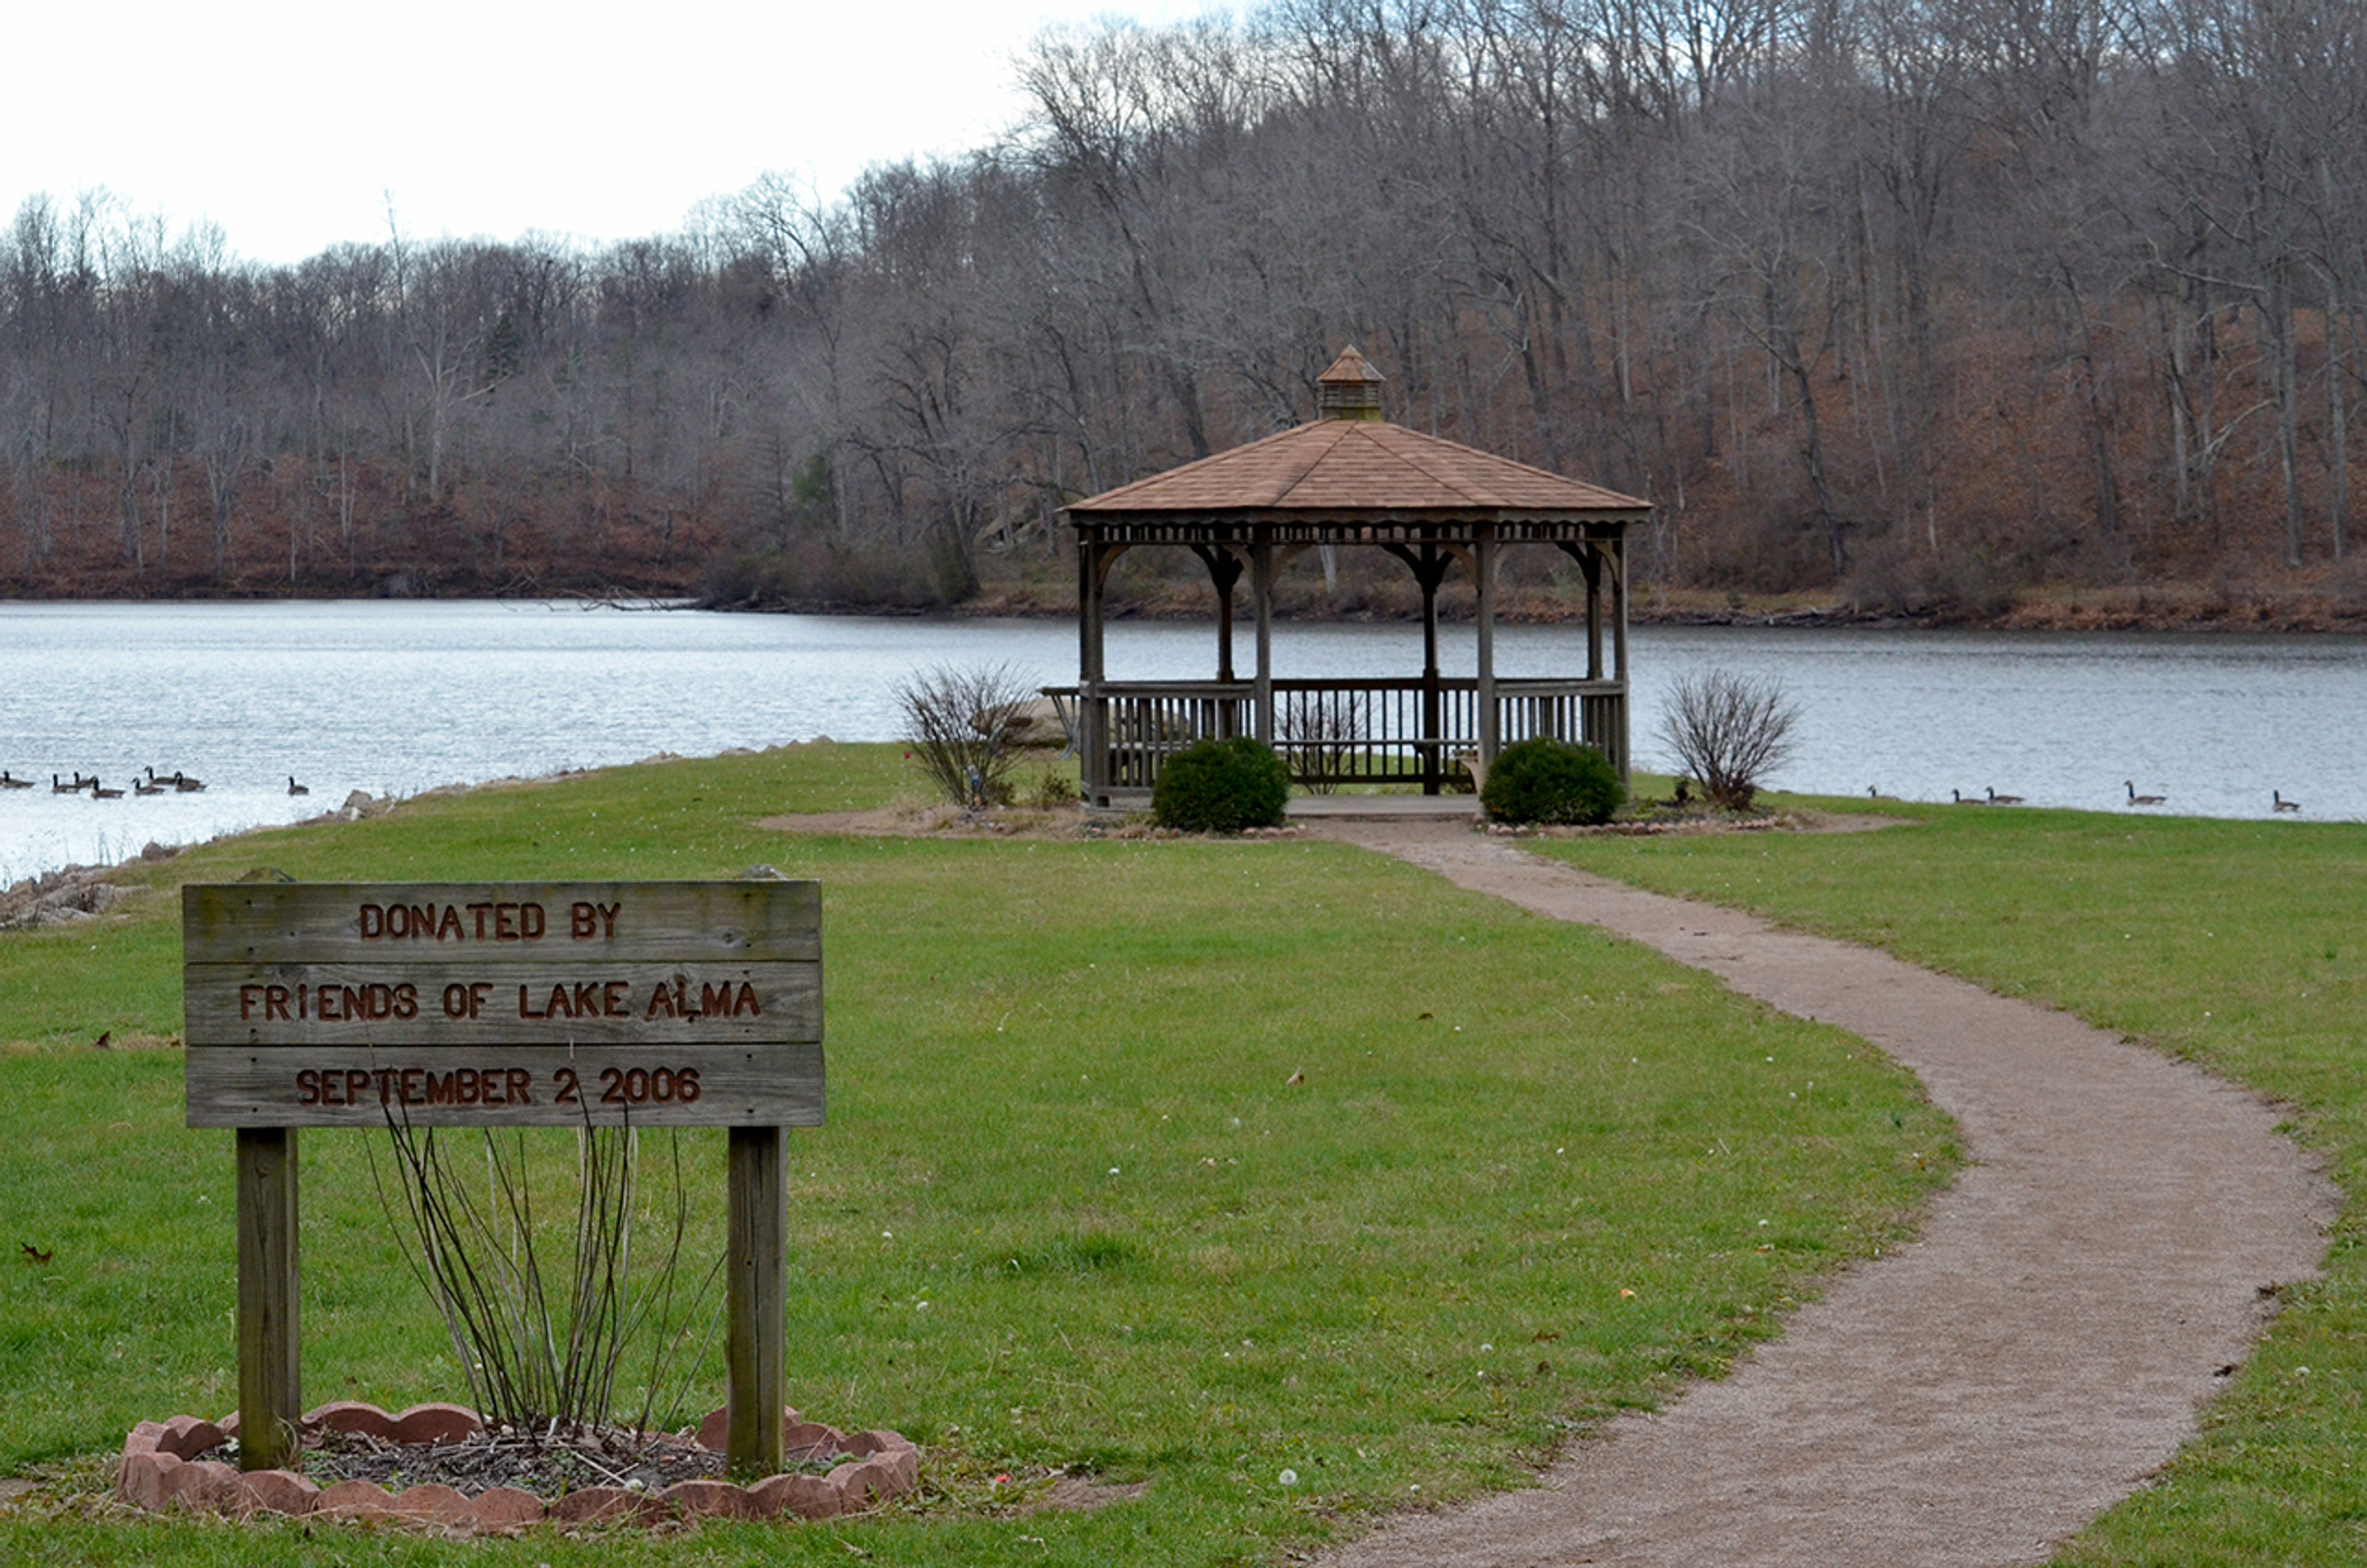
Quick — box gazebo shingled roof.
[1057,346,1650,809]
[1068,417,1652,518]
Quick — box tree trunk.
[2265,274,2306,566]
[2058,265,2123,553]
[2328,277,2352,562]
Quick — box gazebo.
[1057,348,1651,810]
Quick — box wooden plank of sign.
[182,961,820,1048]
[182,881,822,964]
[186,1043,825,1128]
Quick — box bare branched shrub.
[1278,693,1367,793]
[894,662,1039,809]
[1656,668,1801,811]
[374,1123,721,1435]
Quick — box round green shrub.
[1480,737,1625,825]
[1152,737,1291,832]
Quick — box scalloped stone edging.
[116,1402,918,1530]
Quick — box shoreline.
[751,590,2367,637]
[0,786,401,933]
[721,565,2367,634]
[7,579,2366,637]
[938,583,2367,636]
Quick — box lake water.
[2,600,2361,883]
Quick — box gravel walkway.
[1309,820,2334,1568]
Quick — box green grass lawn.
[0,745,1950,1566]
[1534,794,2367,1566]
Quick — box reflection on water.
[1,601,2360,882]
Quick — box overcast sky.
[3,0,1225,268]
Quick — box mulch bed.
[219,1423,754,1497]
[118,1402,919,1529]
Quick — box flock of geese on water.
[1873,782,2305,812]
[0,769,309,799]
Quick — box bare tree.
[3,1,2365,604]
[1657,668,1800,810]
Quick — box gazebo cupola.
[1057,347,1651,810]
[1317,346,1386,420]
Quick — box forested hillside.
[6,0,2366,624]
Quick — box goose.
[89,780,125,799]
[1866,785,1899,801]
[132,775,165,796]
[0,771,31,790]
[2125,781,2166,806]
[287,776,309,797]
[170,772,205,793]
[1986,787,2024,805]
[51,773,88,794]
[1952,788,1985,804]
[2274,790,2302,813]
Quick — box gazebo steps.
[1080,792,1481,822]
[1283,794,1482,821]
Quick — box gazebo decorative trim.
[1057,348,1651,809]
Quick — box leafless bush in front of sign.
[1655,668,1801,812]
[374,1122,721,1435]
[894,661,1039,809]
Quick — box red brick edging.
[116,1402,918,1529]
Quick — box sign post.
[184,880,823,1477]
[727,1125,788,1477]
[234,1127,301,1471]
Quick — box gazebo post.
[1563,536,1629,775]
[1584,544,1605,680]
[1079,534,1108,804]
[1476,526,1498,764]
[1190,544,1243,688]
[1420,545,1442,793]
[1252,532,1275,746]
[1382,540,1452,793]
[1611,533,1630,782]
[1217,563,1237,689]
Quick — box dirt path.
[1307,820,2334,1568]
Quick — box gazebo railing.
[1047,678,1627,799]
[1097,682,1256,790]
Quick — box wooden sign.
[183,881,824,1128]
[182,878,820,1480]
